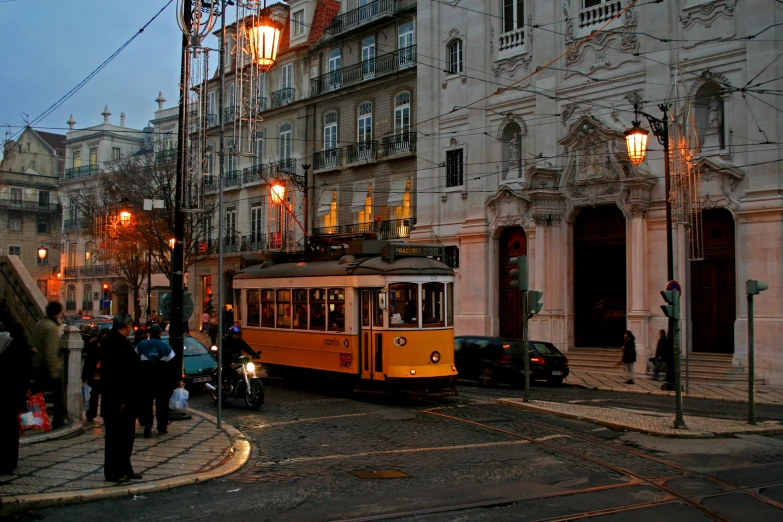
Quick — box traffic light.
[509,256,528,291]
[527,290,544,316]
[746,280,769,295]
[660,290,680,319]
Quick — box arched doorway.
[499,227,527,339]
[691,209,736,353]
[573,205,627,346]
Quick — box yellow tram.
[232,242,458,393]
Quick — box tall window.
[356,185,373,224]
[89,147,98,166]
[227,139,235,172]
[37,217,49,235]
[67,285,76,307]
[503,0,524,33]
[85,241,94,266]
[225,206,237,244]
[399,22,414,67]
[84,284,93,308]
[255,131,264,166]
[257,73,266,99]
[68,243,77,267]
[208,91,216,117]
[327,49,342,90]
[394,92,410,135]
[324,112,338,150]
[38,191,49,209]
[250,202,265,244]
[292,10,305,36]
[8,246,20,257]
[392,179,411,220]
[112,147,121,160]
[446,149,464,187]
[279,123,292,161]
[73,150,81,168]
[10,188,22,207]
[361,36,376,79]
[9,213,22,232]
[357,102,373,160]
[227,83,236,109]
[448,39,463,74]
[281,63,293,89]
[323,190,337,229]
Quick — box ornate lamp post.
[243,11,283,72]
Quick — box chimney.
[102,105,111,124]
[156,91,166,110]
[67,114,76,130]
[120,112,126,127]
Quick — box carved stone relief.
[680,0,736,48]
[486,186,532,231]
[493,54,533,81]
[694,156,743,210]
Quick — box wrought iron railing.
[243,165,265,184]
[325,0,407,35]
[62,264,117,278]
[313,148,341,170]
[310,46,417,96]
[65,300,77,311]
[382,132,416,156]
[271,88,295,108]
[251,96,267,113]
[240,233,267,252]
[313,218,415,239]
[346,141,377,163]
[0,200,62,213]
[82,302,94,312]
[64,218,82,232]
[273,158,297,175]
[224,105,238,122]
[64,165,99,180]
[204,175,217,192]
[223,169,242,187]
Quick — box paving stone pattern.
[0,415,231,496]
[566,370,783,405]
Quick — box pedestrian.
[208,311,219,345]
[136,324,175,438]
[201,310,209,333]
[222,305,234,336]
[0,322,34,475]
[32,301,66,429]
[615,330,637,384]
[82,328,109,423]
[101,312,142,482]
[653,329,669,381]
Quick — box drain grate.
[348,469,409,479]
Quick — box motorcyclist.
[221,326,259,390]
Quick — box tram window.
[373,292,383,327]
[389,283,418,327]
[246,289,260,327]
[309,288,326,330]
[361,291,371,327]
[328,288,345,332]
[446,282,454,326]
[293,289,308,330]
[261,290,275,327]
[422,282,445,327]
[276,289,291,328]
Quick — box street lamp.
[270,179,286,204]
[38,244,48,261]
[169,238,175,249]
[243,11,283,72]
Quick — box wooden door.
[499,227,527,339]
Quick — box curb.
[0,409,250,517]
[20,416,83,446]
[498,398,783,439]
[563,381,783,406]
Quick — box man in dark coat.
[100,312,142,482]
[0,322,34,474]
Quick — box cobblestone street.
[14,378,783,521]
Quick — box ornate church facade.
[413,1,783,383]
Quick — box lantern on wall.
[244,14,283,72]
[624,120,649,166]
[38,244,47,261]
[270,181,286,204]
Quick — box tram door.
[360,289,385,381]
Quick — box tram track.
[335,390,783,521]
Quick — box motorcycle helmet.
[229,325,241,334]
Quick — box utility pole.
[216,0,227,429]
[746,279,768,425]
[509,256,529,401]
[171,0,191,379]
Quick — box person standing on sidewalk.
[82,328,109,423]
[136,324,175,438]
[201,311,209,333]
[653,330,670,381]
[32,301,66,429]
[0,322,34,475]
[208,311,219,345]
[615,330,637,384]
[101,312,142,482]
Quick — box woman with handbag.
[0,322,34,474]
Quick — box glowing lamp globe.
[169,238,175,249]
[38,246,47,260]
[119,210,132,226]
[245,16,283,72]
[271,183,286,204]
[624,122,649,166]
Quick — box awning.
[350,182,372,212]
[387,177,409,207]
[316,188,336,217]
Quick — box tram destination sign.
[382,244,445,263]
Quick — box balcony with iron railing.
[62,264,118,279]
[345,141,378,163]
[196,233,269,255]
[271,88,295,109]
[0,200,62,214]
[313,148,342,171]
[382,132,416,157]
[272,158,297,176]
[243,165,266,184]
[324,0,415,37]
[223,169,242,188]
[63,218,82,232]
[64,164,99,180]
[310,46,417,97]
[313,218,415,240]
[224,105,239,123]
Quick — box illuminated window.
[276,289,291,328]
[247,289,260,326]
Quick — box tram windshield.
[389,283,418,327]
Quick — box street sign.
[666,280,681,292]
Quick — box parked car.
[67,315,95,329]
[79,320,114,343]
[454,336,569,386]
[159,334,218,389]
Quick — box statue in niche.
[708,96,722,130]
[508,133,521,177]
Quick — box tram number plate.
[550,371,562,376]
[193,376,211,383]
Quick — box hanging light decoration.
[624,120,649,166]
[244,12,283,72]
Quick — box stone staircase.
[565,347,765,385]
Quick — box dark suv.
[454,336,569,386]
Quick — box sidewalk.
[565,370,783,405]
[499,398,783,438]
[0,409,250,516]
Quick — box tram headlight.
[246,362,256,373]
[430,351,441,363]
[410,369,416,375]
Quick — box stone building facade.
[413,0,783,383]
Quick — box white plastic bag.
[169,387,189,410]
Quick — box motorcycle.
[205,353,264,409]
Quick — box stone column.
[61,326,84,418]
[627,207,650,371]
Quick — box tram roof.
[234,255,454,279]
